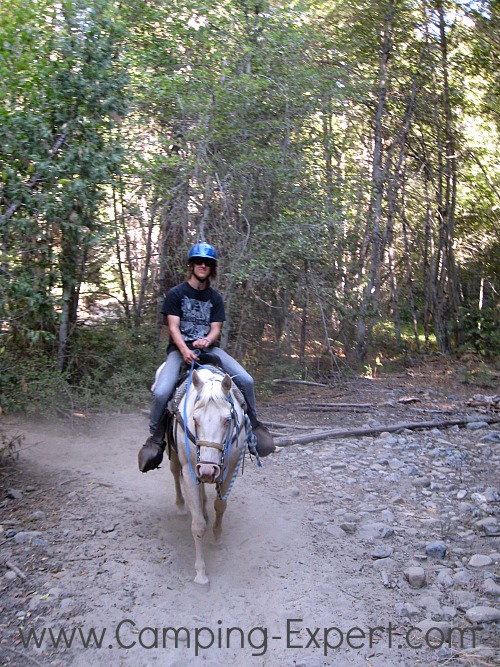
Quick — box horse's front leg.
[201,483,208,522]
[191,507,209,585]
[182,474,209,585]
[169,450,186,515]
[213,493,227,543]
[213,447,242,543]
[214,461,237,544]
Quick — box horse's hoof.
[176,505,188,516]
[194,575,210,587]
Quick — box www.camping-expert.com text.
[16,618,478,657]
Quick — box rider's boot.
[251,420,276,457]
[138,436,165,473]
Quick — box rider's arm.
[199,321,222,349]
[192,321,222,350]
[167,315,198,363]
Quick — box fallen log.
[307,402,378,409]
[295,404,378,412]
[295,403,458,414]
[273,379,330,387]
[408,407,456,415]
[4,560,27,580]
[263,420,318,431]
[466,394,500,411]
[273,415,500,448]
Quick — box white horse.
[169,365,251,585]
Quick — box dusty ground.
[1,364,499,667]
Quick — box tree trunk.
[437,1,461,347]
[156,178,190,342]
[135,202,156,327]
[118,174,137,319]
[112,184,131,324]
[56,211,84,371]
[401,213,420,350]
[299,288,308,380]
[356,0,394,360]
[56,282,71,371]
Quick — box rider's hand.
[193,338,211,350]
[182,348,199,364]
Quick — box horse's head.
[191,370,233,484]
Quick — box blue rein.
[183,357,199,483]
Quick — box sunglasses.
[192,258,216,268]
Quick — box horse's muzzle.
[196,463,221,483]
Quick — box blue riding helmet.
[188,242,218,263]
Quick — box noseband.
[193,392,239,477]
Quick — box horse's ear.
[192,370,204,392]
[221,374,232,395]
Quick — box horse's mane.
[199,376,226,402]
[170,365,246,412]
[193,369,231,406]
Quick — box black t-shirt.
[161,281,226,353]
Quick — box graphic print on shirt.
[180,295,212,341]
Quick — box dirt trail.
[2,413,384,667]
[1,373,499,666]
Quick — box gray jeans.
[149,347,258,440]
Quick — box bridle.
[192,385,241,479]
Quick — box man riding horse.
[138,241,275,473]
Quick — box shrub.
[1,322,166,415]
